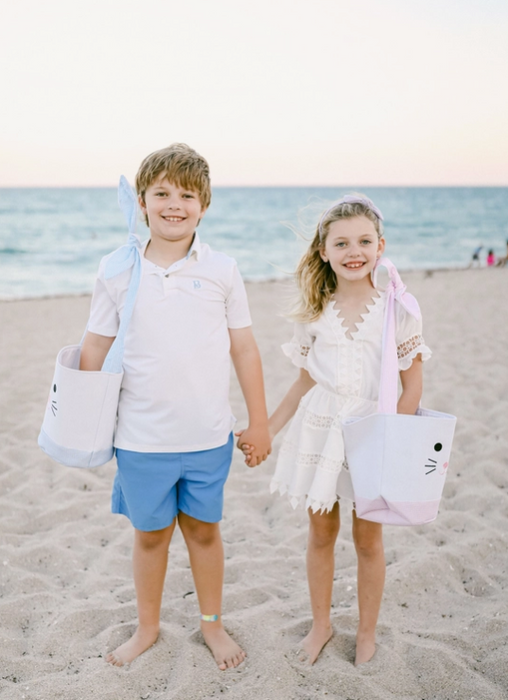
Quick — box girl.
[244,195,430,666]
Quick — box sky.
[1,0,507,186]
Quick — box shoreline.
[1,264,505,303]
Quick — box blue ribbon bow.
[101,176,143,373]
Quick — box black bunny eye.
[434,443,442,452]
[53,384,57,392]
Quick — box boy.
[80,143,271,670]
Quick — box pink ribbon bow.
[372,258,421,414]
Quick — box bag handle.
[373,258,421,414]
[100,176,143,374]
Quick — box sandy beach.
[1,268,507,700]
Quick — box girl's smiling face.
[320,215,385,283]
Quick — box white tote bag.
[342,258,457,526]
[38,177,142,468]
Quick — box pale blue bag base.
[38,428,115,468]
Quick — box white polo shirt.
[88,234,252,452]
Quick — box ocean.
[0,187,507,300]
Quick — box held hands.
[235,423,272,467]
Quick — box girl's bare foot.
[200,623,246,670]
[354,630,376,666]
[297,623,333,665]
[106,624,159,667]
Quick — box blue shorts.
[112,433,234,531]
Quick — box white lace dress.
[270,291,432,513]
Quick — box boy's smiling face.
[140,175,206,246]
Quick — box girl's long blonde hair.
[291,195,384,323]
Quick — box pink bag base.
[354,497,442,526]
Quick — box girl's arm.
[397,355,423,415]
[238,368,315,464]
[79,331,115,371]
[269,368,316,438]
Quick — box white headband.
[318,195,384,240]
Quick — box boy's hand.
[235,424,271,467]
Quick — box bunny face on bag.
[47,382,58,417]
[343,407,456,525]
[424,440,449,477]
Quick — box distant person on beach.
[240,195,431,666]
[486,249,496,266]
[469,245,483,268]
[79,144,271,669]
[496,240,508,267]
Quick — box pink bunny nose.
[443,462,449,470]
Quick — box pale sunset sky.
[1,0,507,187]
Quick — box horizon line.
[1,183,507,189]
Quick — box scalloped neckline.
[328,291,384,340]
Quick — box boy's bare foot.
[106,624,159,667]
[297,623,333,665]
[200,623,246,670]
[354,630,376,666]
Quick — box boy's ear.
[196,206,208,225]
[138,194,146,213]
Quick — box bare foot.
[354,630,376,666]
[106,624,159,667]
[200,622,246,670]
[297,624,333,665]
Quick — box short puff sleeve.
[395,302,432,371]
[282,323,314,369]
[87,258,120,337]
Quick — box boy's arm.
[398,355,423,415]
[229,327,271,467]
[79,331,115,371]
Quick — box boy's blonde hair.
[135,143,211,225]
[292,195,384,323]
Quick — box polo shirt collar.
[188,232,202,260]
[142,232,202,275]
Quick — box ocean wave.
[0,247,27,255]
[0,186,507,299]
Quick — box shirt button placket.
[163,272,177,294]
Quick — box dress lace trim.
[397,337,432,370]
[281,339,313,369]
[279,441,345,474]
[301,410,343,432]
[397,334,425,359]
[269,480,340,514]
